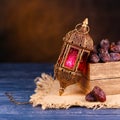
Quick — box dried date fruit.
[85,86,106,102]
[99,48,109,54]
[110,44,120,53]
[99,53,111,62]
[98,48,111,62]
[100,39,110,50]
[85,91,97,102]
[110,53,120,61]
[89,53,100,63]
[92,86,106,102]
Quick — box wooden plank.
[90,78,120,95]
[88,61,120,80]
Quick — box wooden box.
[88,61,120,95]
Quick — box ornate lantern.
[54,18,94,95]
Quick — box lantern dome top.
[63,18,93,51]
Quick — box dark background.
[0,0,120,63]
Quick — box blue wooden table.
[0,63,120,120]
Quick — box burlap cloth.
[30,73,120,110]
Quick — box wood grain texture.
[88,61,120,80]
[0,63,120,120]
[90,78,120,95]
[88,61,120,95]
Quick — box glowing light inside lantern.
[64,47,79,69]
[78,52,88,75]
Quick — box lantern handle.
[75,23,90,34]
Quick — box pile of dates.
[89,39,120,63]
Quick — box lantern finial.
[82,18,88,27]
[75,18,89,34]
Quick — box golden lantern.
[54,18,94,95]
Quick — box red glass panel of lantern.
[64,47,79,69]
[78,52,88,75]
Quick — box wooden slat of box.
[90,78,120,95]
[88,61,120,80]
[88,61,120,95]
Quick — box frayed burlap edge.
[29,73,120,110]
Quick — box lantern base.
[54,65,90,95]
[59,88,65,96]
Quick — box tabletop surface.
[0,63,120,120]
